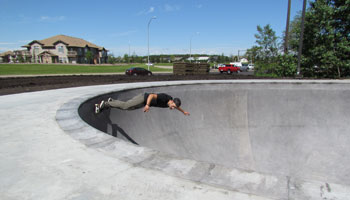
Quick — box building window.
[58,46,64,53]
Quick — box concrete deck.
[1,80,350,200]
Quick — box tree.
[108,54,117,64]
[254,24,279,62]
[283,13,302,55]
[300,0,350,78]
[170,55,176,63]
[17,54,24,63]
[245,46,262,63]
[286,0,350,77]
[123,54,129,63]
[85,51,94,64]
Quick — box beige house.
[0,51,15,63]
[0,50,33,63]
[22,35,108,64]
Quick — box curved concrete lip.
[55,80,350,200]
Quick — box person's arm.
[143,93,157,112]
[176,106,190,116]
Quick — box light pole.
[237,49,247,62]
[128,40,131,63]
[147,16,156,71]
[190,32,199,63]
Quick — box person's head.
[168,98,181,110]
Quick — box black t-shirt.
[144,93,173,108]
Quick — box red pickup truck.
[218,64,240,74]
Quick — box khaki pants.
[105,93,144,110]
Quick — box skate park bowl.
[57,80,350,199]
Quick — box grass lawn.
[0,63,172,75]
[155,63,173,66]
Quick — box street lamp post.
[147,16,156,71]
[128,40,131,63]
[237,49,247,62]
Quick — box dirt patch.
[0,73,278,96]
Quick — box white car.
[248,64,255,71]
[217,63,225,69]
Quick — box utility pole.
[297,0,307,75]
[147,16,156,71]
[237,49,247,62]
[284,0,291,54]
[128,40,131,63]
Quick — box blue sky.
[0,0,305,56]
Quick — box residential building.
[22,35,108,64]
[0,50,33,63]
[0,51,15,63]
[187,56,210,63]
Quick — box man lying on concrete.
[95,93,190,116]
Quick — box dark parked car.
[125,67,152,76]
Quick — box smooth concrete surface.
[76,81,350,200]
[1,80,350,200]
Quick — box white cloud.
[0,42,17,45]
[18,40,31,43]
[39,16,66,22]
[163,4,180,12]
[137,7,155,15]
[148,7,155,13]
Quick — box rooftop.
[23,35,105,50]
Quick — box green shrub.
[275,55,297,77]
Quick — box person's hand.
[183,111,190,116]
[143,105,150,112]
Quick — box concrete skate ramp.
[79,82,350,186]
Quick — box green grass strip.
[0,64,172,75]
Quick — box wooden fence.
[173,63,210,75]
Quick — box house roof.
[197,56,210,60]
[38,50,58,57]
[23,35,106,50]
[0,51,14,56]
